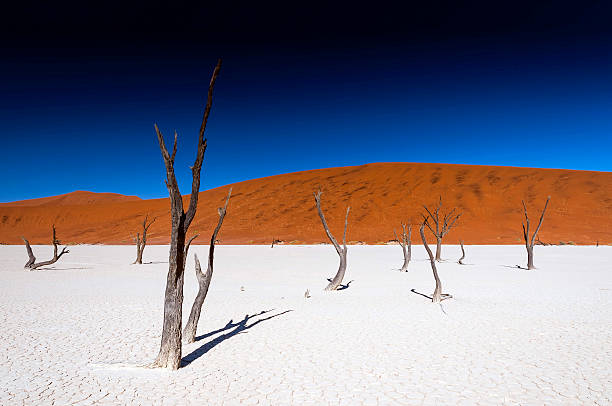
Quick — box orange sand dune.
[0,163,610,245]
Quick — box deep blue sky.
[2,1,612,202]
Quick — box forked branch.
[134,215,157,264]
[22,225,69,270]
[420,220,452,303]
[393,222,412,272]
[183,188,232,343]
[314,190,350,291]
[422,196,462,261]
[521,196,550,270]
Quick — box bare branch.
[343,206,350,247]
[420,222,443,303]
[23,226,69,270]
[314,189,349,291]
[183,187,231,344]
[152,59,222,369]
[314,190,342,255]
[521,197,551,270]
[185,58,223,228]
[530,196,550,247]
[185,233,200,258]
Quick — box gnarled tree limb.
[134,215,157,264]
[422,196,462,262]
[151,58,222,370]
[458,240,466,265]
[183,188,232,344]
[314,190,350,291]
[393,222,411,272]
[420,220,452,303]
[521,196,550,270]
[22,225,69,270]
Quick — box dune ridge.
[0,162,610,245]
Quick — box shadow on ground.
[182,309,293,367]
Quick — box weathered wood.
[151,58,222,370]
[422,196,461,262]
[183,188,231,344]
[22,225,69,270]
[393,223,411,272]
[521,196,550,270]
[420,221,445,303]
[458,240,466,265]
[314,190,350,291]
[134,215,156,264]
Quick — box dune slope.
[0,162,610,245]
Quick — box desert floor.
[1,244,611,405]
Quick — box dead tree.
[522,196,550,270]
[393,223,411,272]
[183,188,231,344]
[151,58,222,370]
[314,190,350,291]
[458,240,466,265]
[422,196,461,262]
[420,220,452,303]
[22,225,69,270]
[133,215,156,264]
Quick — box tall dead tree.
[422,196,461,262]
[183,188,231,344]
[458,240,466,265]
[151,58,222,370]
[420,220,452,303]
[522,196,550,270]
[314,190,350,291]
[22,225,69,270]
[393,223,411,272]
[133,215,156,264]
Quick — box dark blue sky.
[2,1,612,202]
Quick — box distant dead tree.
[420,220,452,303]
[183,188,231,344]
[393,223,411,272]
[458,240,466,265]
[133,215,156,264]
[521,196,550,270]
[422,196,461,262]
[151,58,222,370]
[22,225,69,270]
[314,190,350,291]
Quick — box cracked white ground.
[1,244,611,405]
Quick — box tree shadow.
[501,265,528,270]
[326,278,354,290]
[410,288,433,300]
[410,288,453,301]
[181,309,293,367]
[35,266,92,271]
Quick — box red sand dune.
[0,163,610,245]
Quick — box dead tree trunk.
[134,215,156,264]
[420,221,452,303]
[314,190,350,291]
[422,196,461,262]
[22,225,69,270]
[151,58,222,370]
[458,240,466,265]
[183,188,231,344]
[393,223,411,272]
[522,197,550,270]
